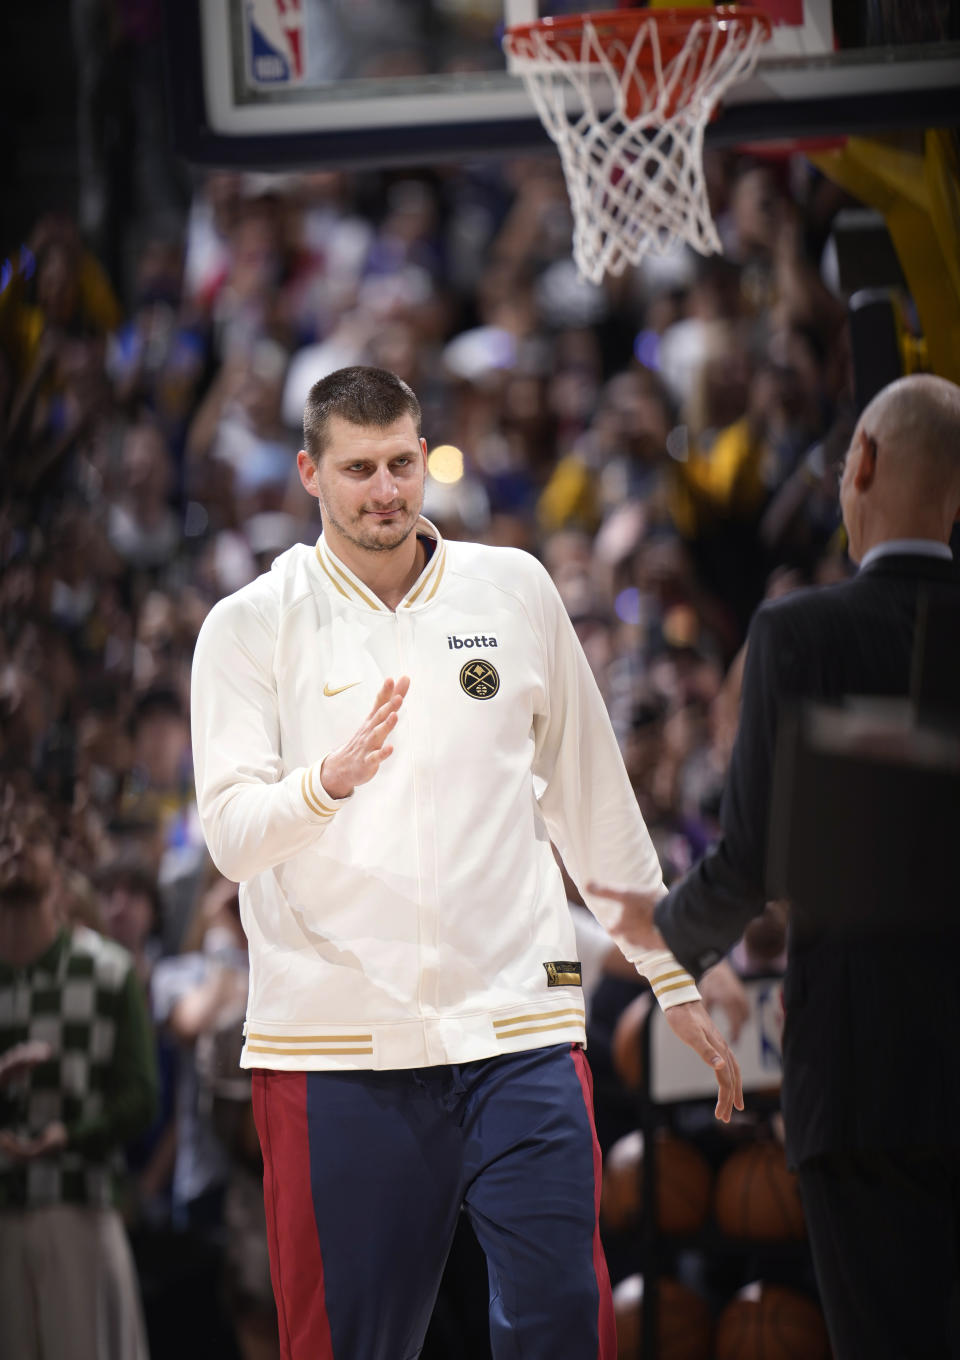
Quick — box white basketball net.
[504,12,770,284]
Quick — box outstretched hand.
[586,881,665,951]
[319,677,410,801]
[699,958,750,1043]
[663,1000,744,1123]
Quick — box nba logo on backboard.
[246,0,306,87]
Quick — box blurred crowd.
[0,147,862,1355]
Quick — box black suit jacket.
[654,553,960,1165]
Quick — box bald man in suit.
[592,374,960,1359]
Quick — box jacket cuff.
[298,761,352,821]
[635,949,700,1010]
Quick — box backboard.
[163,0,960,169]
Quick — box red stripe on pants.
[252,1069,334,1360]
[569,1045,618,1360]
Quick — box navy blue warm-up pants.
[251,1042,616,1360]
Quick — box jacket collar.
[859,552,958,585]
[314,517,447,613]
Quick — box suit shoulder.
[743,581,864,685]
[748,572,925,700]
[753,577,860,635]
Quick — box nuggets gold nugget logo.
[460,659,499,700]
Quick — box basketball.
[613,1273,713,1360]
[715,1281,831,1360]
[713,1141,806,1240]
[611,991,653,1090]
[600,1129,713,1236]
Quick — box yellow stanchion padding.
[810,130,960,384]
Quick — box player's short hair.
[303,366,422,461]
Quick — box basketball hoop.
[503,7,773,284]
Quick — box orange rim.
[504,6,773,120]
[504,6,773,62]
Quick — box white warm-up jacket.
[191,519,700,1070]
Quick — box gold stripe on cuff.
[652,977,696,997]
[307,764,337,815]
[301,769,334,818]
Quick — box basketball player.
[191,366,743,1360]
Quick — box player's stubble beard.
[319,492,422,555]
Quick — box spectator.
[0,784,157,1360]
[106,419,181,573]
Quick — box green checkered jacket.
[0,926,158,1210]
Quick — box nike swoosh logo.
[323,681,361,697]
